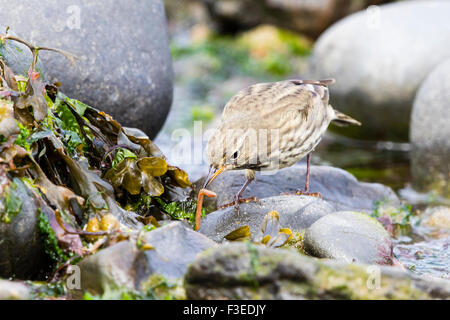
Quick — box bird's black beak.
[203,165,226,188]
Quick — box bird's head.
[204,119,258,187]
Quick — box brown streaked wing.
[221,81,318,120]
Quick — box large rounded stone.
[195,165,399,213]
[304,211,393,265]
[0,0,173,138]
[198,195,335,242]
[309,1,450,141]
[0,178,49,280]
[185,242,450,299]
[410,59,450,197]
[72,222,216,298]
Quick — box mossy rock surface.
[184,242,450,300]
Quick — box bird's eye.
[232,151,238,159]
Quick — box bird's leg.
[233,178,254,212]
[304,152,311,193]
[295,153,322,198]
[219,169,259,212]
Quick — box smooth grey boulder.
[0,279,30,300]
[198,195,334,243]
[73,222,216,297]
[0,178,48,279]
[410,59,450,198]
[142,221,217,279]
[309,1,450,141]
[304,211,393,265]
[0,0,173,138]
[184,242,450,299]
[195,165,399,214]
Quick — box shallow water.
[394,237,450,280]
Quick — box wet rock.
[185,242,450,299]
[196,165,399,213]
[198,0,390,39]
[73,222,216,297]
[198,195,334,243]
[309,1,450,141]
[0,0,173,138]
[410,58,450,198]
[304,211,393,265]
[0,279,30,300]
[141,221,217,279]
[0,178,48,279]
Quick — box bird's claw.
[295,190,323,199]
[281,190,323,199]
[219,196,260,212]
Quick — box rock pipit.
[196,79,360,229]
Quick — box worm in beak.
[195,165,225,230]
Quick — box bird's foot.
[281,190,323,199]
[218,196,260,212]
[295,189,323,199]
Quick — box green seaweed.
[53,99,85,155]
[371,201,413,237]
[155,197,205,225]
[14,121,31,151]
[38,210,71,264]
[111,148,137,168]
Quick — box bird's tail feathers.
[291,79,336,86]
[332,109,361,126]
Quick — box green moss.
[140,274,185,300]
[1,181,23,223]
[84,274,185,300]
[248,242,260,285]
[313,263,429,300]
